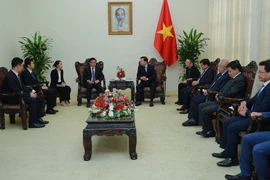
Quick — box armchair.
[0,67,28,130]
[136,58,167,104]
[75,59,106,106]
[215,61,258,141]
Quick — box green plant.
[177,28,209,79]
[19,32,53,82]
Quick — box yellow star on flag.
[157,23,174,41]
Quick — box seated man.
[182,59,230,126]
[135,56,156,107]
[212,59,270,167]
[2,57,48,128]
[225,112,270,180]
[175,58,200,105]
[21,57,58,114]
[193,60,246,131]
[178,58,215,114]
[83,57,104,108]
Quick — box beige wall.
[13,0,209,92]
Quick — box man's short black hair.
[24,57,34,68]
[200,58,210,66]
[187,57,194,64]
[226,60,242,72]
[11,57,23,68]
[259,59,270,72]
[140,56,148,62]
[89,57,97,62]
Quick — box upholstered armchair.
[0,67,28,130]
[75,59,106,106]
[136,58,167,104]
[215,61,258,141]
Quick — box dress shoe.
[176,106,185,111]
[29,123,45,128]
[179,109,188,114]
[53,109,59,113]
[196,131,205,136]
[149,101,154,107]
[182,119,198,126]
[46,109,56,114]
[202,130,216,138]
[212,150,226,158]
[225,174,251,180]
[175,101,180,104]
[217,157,239,167]
[216,139,221,144]
[86,102,90,108]
[135,102,142,106]
[38,118,49,124]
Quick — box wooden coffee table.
[83,115,137,161]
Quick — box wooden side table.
[108,80,135,101]
[83,115,137,161]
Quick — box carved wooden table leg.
[83,130,92,161]
[127,128,137,160]
[131,84,135,101]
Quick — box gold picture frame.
[108,2,133,35]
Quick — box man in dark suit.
[212,60,270,167]
[224,112,270,180]
[135,56,156,107]
[21,58,58,114]
[83,57,104,108]
[2,57,48,128]
[182,59,230,126]
[178,58,215,114]
[175,58,200,105]
[187,60,246,129]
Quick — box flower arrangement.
[88,90,136,120]
[117,66,125,80]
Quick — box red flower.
[115,104,124,110]
[95,101,103,108]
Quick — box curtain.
[208,0,252,65]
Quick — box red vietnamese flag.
[154,0,178,66]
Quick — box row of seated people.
[177,58,270,180]
[1,56,159,128]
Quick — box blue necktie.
[31,72,35,79]
[209,73,222,90]
[92,68,95,82]
[251,84,265,110]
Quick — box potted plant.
[19,32,53,82]
[177,28,209,79]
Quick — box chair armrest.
[0,92,24,98]
[218,97,245,108]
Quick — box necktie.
[145,66,147,72]
[209,74,222,90]
[17,75,23,89]
[31,72,35,79]
[256,84,265,98]
[198,70,206,82]
[92,68,95,82]
[251,84,265,110]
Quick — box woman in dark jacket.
[50,60,71,106]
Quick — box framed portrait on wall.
[108,2,133,35]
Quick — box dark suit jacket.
[2,70,30,104]
[207,72,230,91]
[50,69,66,88]
[186,65,201,81]
[198,67,215,85]
[245,82,270,116]
[137,64,156,82]
[218,73,246,98]
[21,69,40,85]
[83,66,104,86]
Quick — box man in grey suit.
[192,60,246,136]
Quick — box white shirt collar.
[27,68,32,73]
[263,80,270,87]
[233,72,241,79]
[11,69,19,76]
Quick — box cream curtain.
[208,0,252,64]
